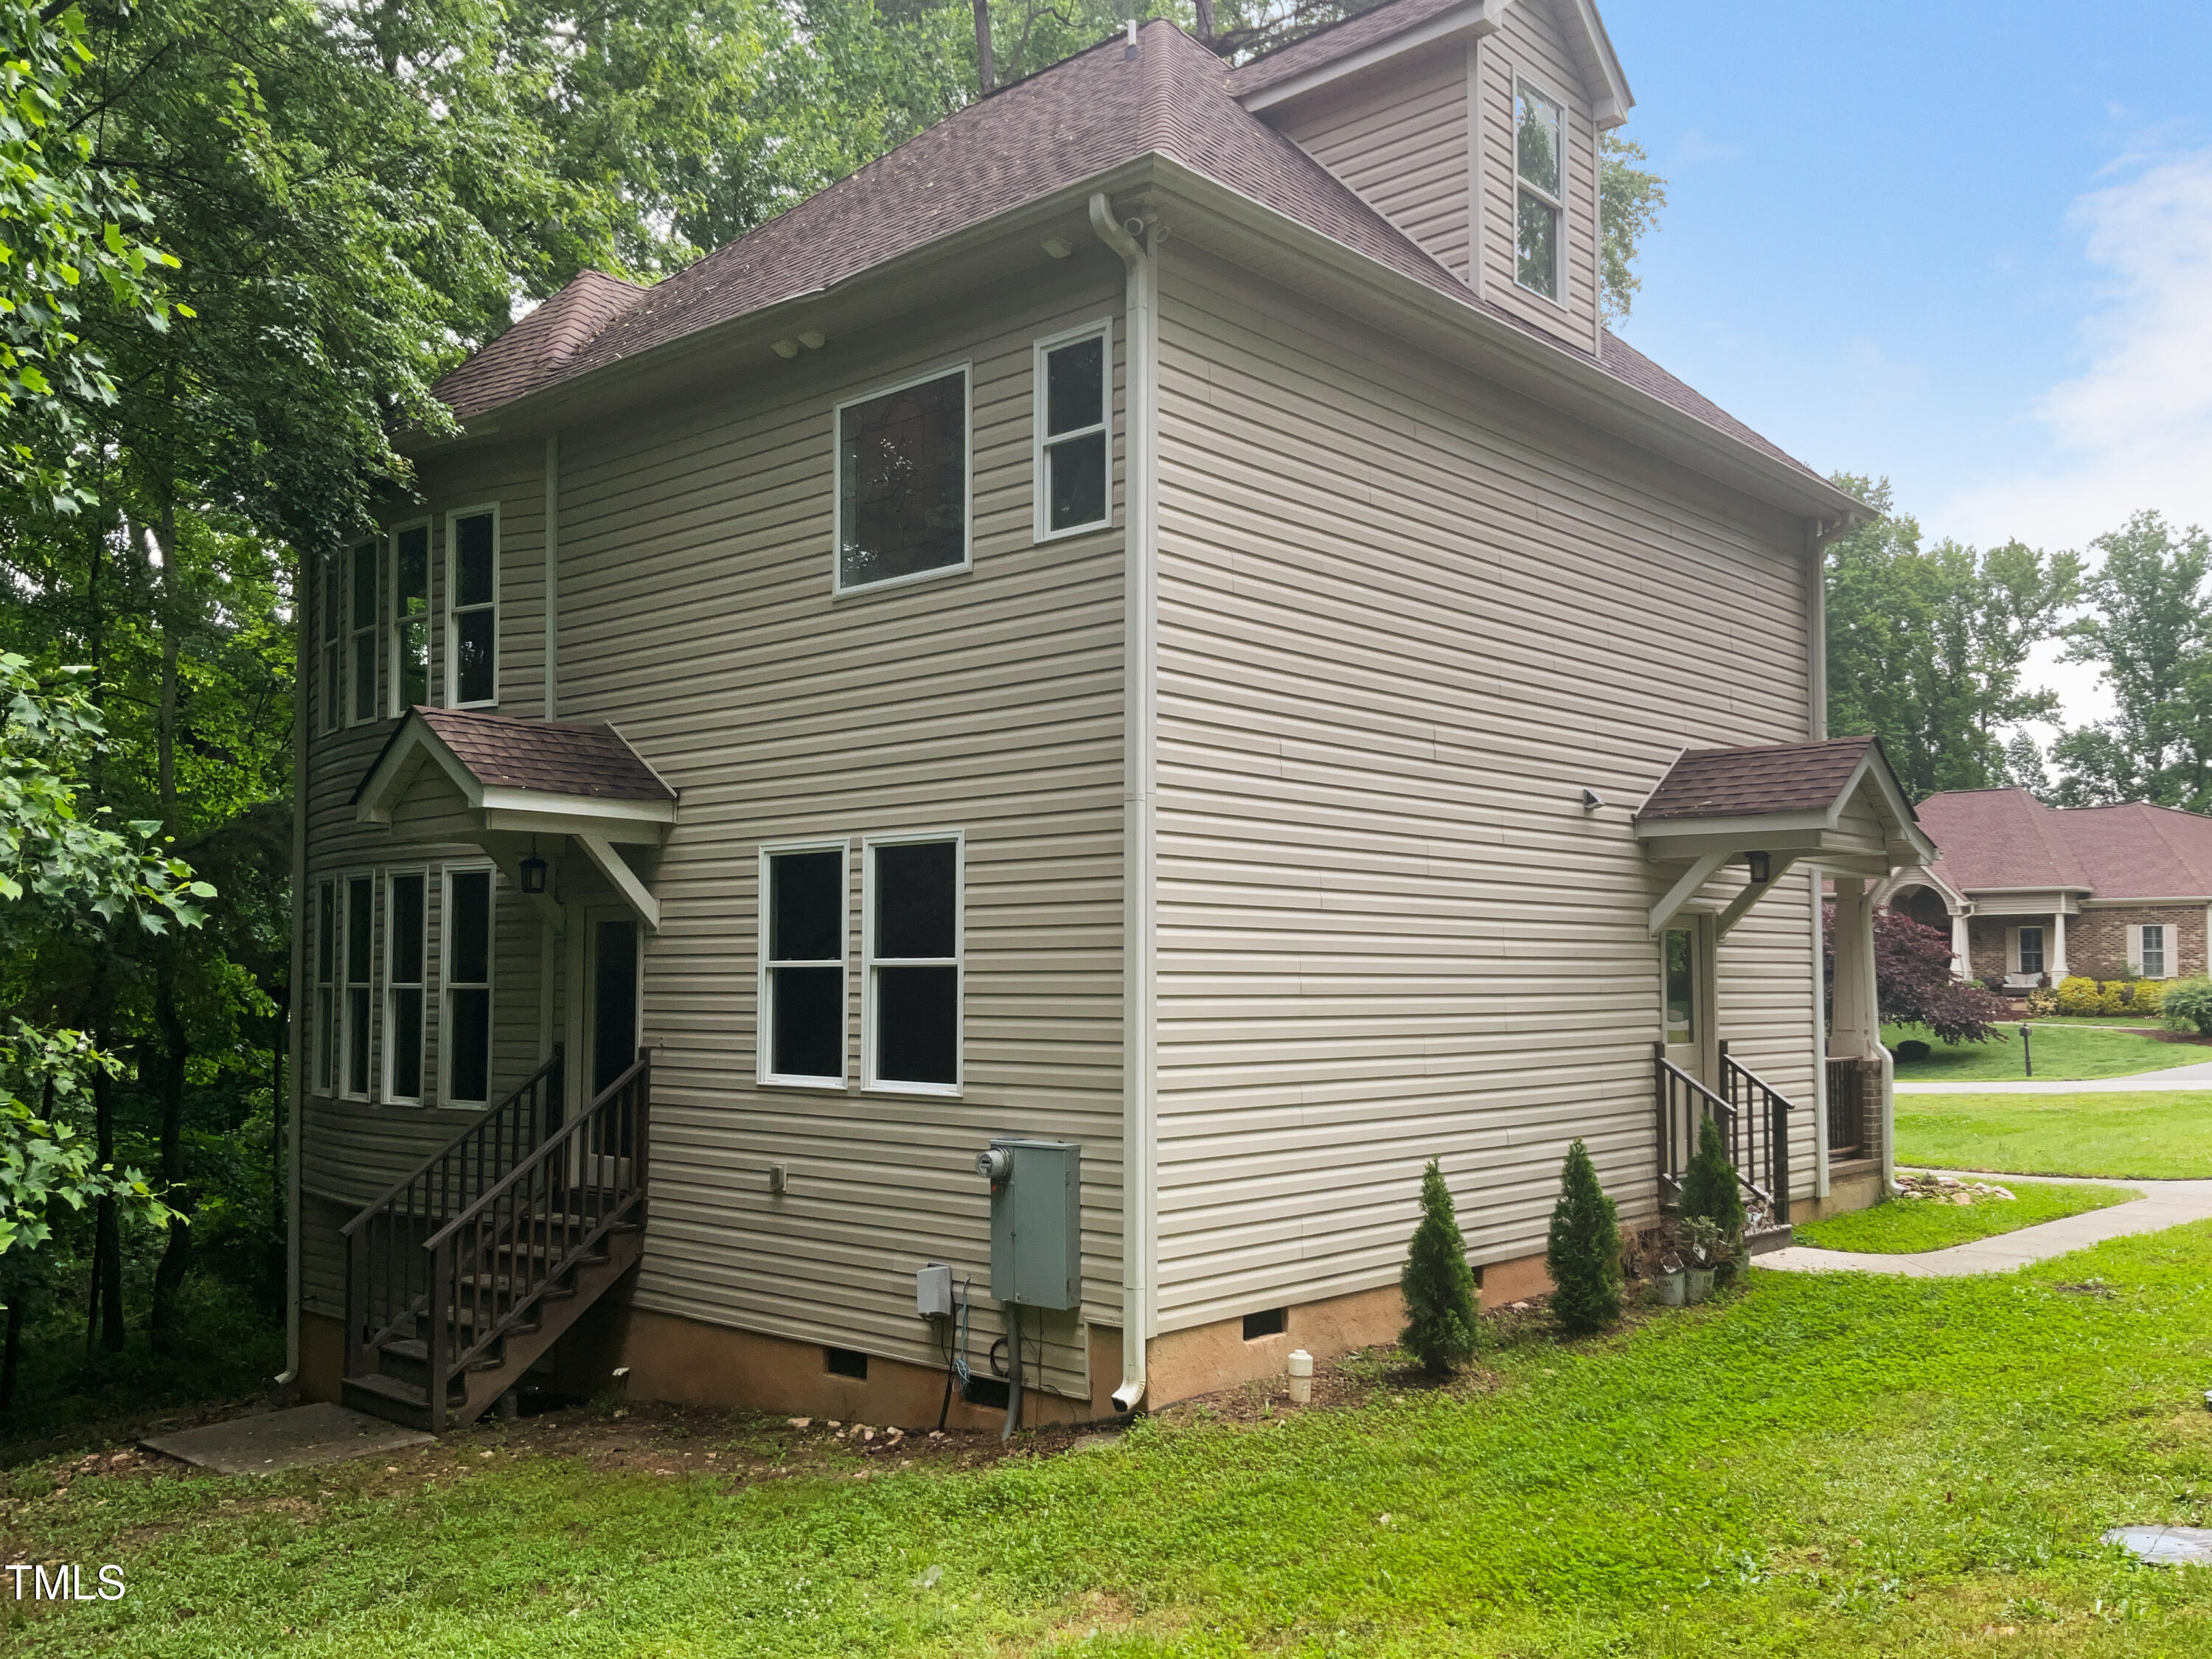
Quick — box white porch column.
[2052,909,2069,978]
[1829,878,1879,1060]
[1950,912,1971,981]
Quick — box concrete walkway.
[1898,1057,2212,1094]
[1761,1169,2212,1277]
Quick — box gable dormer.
[1235,0,1632,356]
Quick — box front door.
[1660,914,1717,1085]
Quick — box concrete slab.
[142,1402,433,1476]
[1761,1174,2212,1278]
[1899,1060,2212,1094]
[2106,1526,2212,1565]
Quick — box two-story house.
[288,0,1931,1433]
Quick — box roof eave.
[1237,0,1507,114]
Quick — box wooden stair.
[340,1050,651,1433]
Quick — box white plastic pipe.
[1286,1349,1313,1405]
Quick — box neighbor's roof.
[1637,736,1891,823]
[354,706,676,806]
[430,10,1817,487]
[1225,0,1473,97]
[1916,788,2212,898]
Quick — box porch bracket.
[577,832,661,931]
[1647,849,1730,936]
[1714,855,1800,940]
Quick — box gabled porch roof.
[1635,734,1935,936]
[352,707,677,928]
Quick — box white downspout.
[544,432,560,721]
[1092,190,1157,1413]
[1805,518,1831,1202]
[277,552,310,1390]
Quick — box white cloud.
[1674,127,1739,164]
[1935,147,2212,554]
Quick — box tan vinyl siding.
[497,268,1127,1396]
[1270,43,1471,282]
[1150,241,1815,1332]
[1477,4,1601,348]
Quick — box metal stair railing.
[1655,1041,1796,1225]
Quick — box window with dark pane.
[315,880,336,1091]
[349,542,378,723]
[345,875,374,1096]
[837,370,967,588]
[871,839,959,1089]
[451,512,497,705]
[446,868,493,1102]
[393,524,431,711]
[765,848,844,1081]
[386,873,425,1102]
[1041,333,1108,535]
[1514,80,1564,302]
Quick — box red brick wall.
[1962,905,2203,985]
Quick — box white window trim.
[757,838,850,1090]
[382,868,429,1105]
[345,540,379,729]
[2009,925,2046,978]
[444,503,501,709]
[441,861,497,1107]
[860,829,964,1097]
[339,869,376,1102]
[318,554,344,737]
[1512,71,1568,309]
[830,362,975,598]
[1032,319,1114,543]
[387,516,434,718]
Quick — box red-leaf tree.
[1823,904,2008,1046]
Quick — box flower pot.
[1655,1268,1686,1307]
[1685,1267,1715,1304]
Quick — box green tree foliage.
[2051,512,2212,811]
[1399,1157,1478,1373]
[1597,132,1665,323]
[1545,1138,1621,1334]
[1677,1117,1745,1246]
[1824,475,2081,799]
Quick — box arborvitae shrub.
[1545,1138,1622,1334]
[1677,1116,1746,1243]
[1399,1158,1479,1374]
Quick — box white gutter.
[1092,189,1157,1415]
[1805,518,1831,1202]
[544,434,560,719]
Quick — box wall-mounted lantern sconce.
[1745,850,1772,884]
[520,844,549,895]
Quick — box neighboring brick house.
[1879,787,2212,990]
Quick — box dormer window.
[1514,77,1565,303]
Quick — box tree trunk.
[85,1030,125,1356]
[1,1296,22,1413]
[972,0,993,91]
[150,963,192,1354]
[1194,0,1215,41]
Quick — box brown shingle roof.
[426,20,1823,491]
[360,707,676,804]
[1915,789,2212,897]
[1225,0,1472,98]
[1637,736,1885,822]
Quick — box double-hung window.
[1514,77,1566,303]
[343,874,374,1099]
[319,557,344,736]
[1034,324,1110,539]
[391,522,432,713]
[864,835,961,1092]
[314,880,338,1092]
[2015,926,2045,978]
[447,508,498,707]
[759,844,847,1085]
[348,540,379,726]
[385,872,427,1104]
[835,366,970,592]
[445,866,494,1105]
[2137,923,2170,979]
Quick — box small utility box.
[979,1138,1081,1310]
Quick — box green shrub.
[1896,1037,1931,1062]
[2165,978,2212,1037]
[2056,975,2103,1016]
[1545,1138,1622,1334]
[1399,1158,1479,1374]
[2101,980,2137,1015]
[2132,979,2166,1017]
[1677,1116,1747,1245]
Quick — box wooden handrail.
[339,1050,565,1238]
[423,1054,648,1252]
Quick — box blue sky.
[1601,0,2212,728]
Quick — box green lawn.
[1888,1020,2208,1082]
[13,1228,2212,1656]
[1794,1180,2135,1253]
[1898,1091,2212,1180]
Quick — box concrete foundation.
[1798,1158,1888,1222]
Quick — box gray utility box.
[985,1138,1081,1310]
